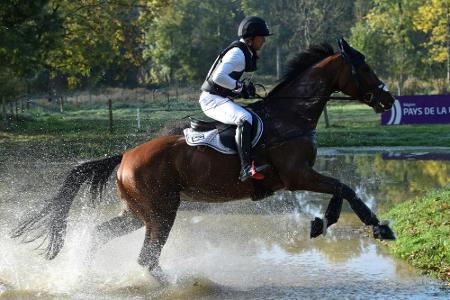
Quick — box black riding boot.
[236,121,267,181]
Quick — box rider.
[199,16,271,182]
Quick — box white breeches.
[199,91,252,126]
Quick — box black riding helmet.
[238,16,271,38]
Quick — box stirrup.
[239,161,269,182]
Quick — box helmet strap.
[244,37,258,52]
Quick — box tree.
[143,0,241,83]
[414,0,450,91]
[241,0,355,78]
[0,0,63,105]
[351,0,423,95]
[44,0,147,89]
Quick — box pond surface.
[0,148,449,299]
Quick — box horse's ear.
[338,37,351,57]
[338,37,365,65]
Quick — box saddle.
[183,110,264,154]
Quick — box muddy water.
[0,149,449,299]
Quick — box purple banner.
[381,94,450,125]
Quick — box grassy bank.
[382,187,450,282]
[1,100,450,159]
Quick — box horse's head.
[337,38,394,113]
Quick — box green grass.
[382,187,450,282]
[1,100,449,159]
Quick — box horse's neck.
[265,68,332,129]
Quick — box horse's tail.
[11,154,123,260]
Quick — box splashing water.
[1,151,449,299]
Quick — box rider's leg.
[235,119,268,181]
[200,94,267,181]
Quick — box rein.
[253,82,356,101]
[257,94,357,101]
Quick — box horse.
[12,38,396,283]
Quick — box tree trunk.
[276,46,281,80]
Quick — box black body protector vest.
[201,40,258,98]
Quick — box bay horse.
[12,39,396,283]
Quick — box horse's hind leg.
[138,194,180,283]
[92,210,143,248]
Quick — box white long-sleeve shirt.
[208,39,252,89]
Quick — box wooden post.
[108,99,113,133]
[60,96,64,113]
[136,108,141,131]
[1,97,7,127]
[167,89,170,110]
[9,101,13,116]
[15,100,19,121]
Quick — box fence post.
[60,96,64,113]
[13,100,19,121]
[1,97,7,127]
[9,101,13,116]
[136,108,141,131]
[108,99,113,133]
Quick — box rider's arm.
[211,47,245,90]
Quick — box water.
[0,148,449,299]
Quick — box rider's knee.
[236,112,252,126]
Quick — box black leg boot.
[236,121,266,181]
[236,122,252,181]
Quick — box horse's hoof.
[373,222,396,240]
[310,217,324,238]
[151,265,170,285]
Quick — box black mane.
[267,43,335,97]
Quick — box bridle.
[253,53,389,106]
[344,58,389,109]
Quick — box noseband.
[348,62,387,108]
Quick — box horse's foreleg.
[310,195,343,238]
[287,168,395,239]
